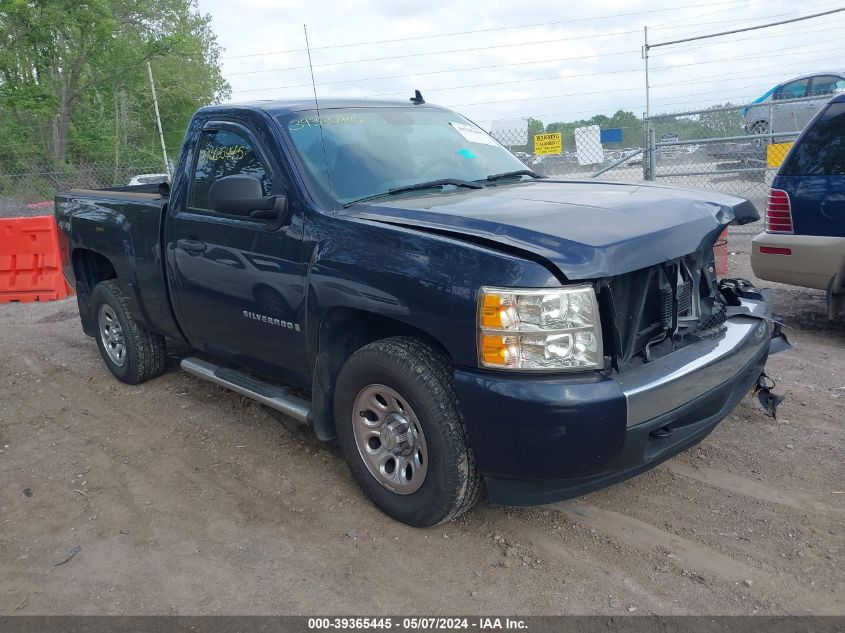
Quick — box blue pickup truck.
[56,98,786,526]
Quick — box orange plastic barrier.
[713,227,729,275]
[0,215,73,303]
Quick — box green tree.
[0,0,228,166]
[525,117,544,151]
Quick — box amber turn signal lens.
[480,334,508,366]
[480,293,503,329]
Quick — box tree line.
[520,104,746,153]
[0,0,229,175]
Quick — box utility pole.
[642,26,651,181]
[643,26,650,124]
[147,61,171,179]
[114,91,120,183]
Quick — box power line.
[365,50,839,98]
[220,0,754,60]
[228,9,845,79]
[651,15,845,54]
[649,0,845,40]
[652,0,775,29]
[363,39,843,99]
[227,41,641,77]
[642,4,845,120]
[648,6,845,49]
[229,56,619,94]
[229,30,844,96]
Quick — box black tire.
[750,121,768,135]
[334,337,482,527]
[91,280,166,385]
[749,121,769,150]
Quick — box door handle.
[177,239,207,254]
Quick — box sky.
[196,0,845,129]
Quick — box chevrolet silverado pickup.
[56,97,787,527]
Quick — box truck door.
[167,119,308,382]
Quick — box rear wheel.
[91,280,166,385]
[334,337,482,526]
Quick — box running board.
[180,357,311,424]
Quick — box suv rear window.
[781,102,845,176]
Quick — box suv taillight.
[765,189,793,234]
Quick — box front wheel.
[334,337,482,527]
[749,121,769,148]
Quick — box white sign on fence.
[574,125,603,166]
[489,118,528,145]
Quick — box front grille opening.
[607,248,727,371]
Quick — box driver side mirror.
[208,174,285,219]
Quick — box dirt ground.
[0,226,842,616]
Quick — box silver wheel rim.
[352,384,428,494]
[98,304,126,367]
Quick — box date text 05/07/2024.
[307,617,528,630]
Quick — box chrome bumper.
[616,298,774,427]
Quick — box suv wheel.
[334,337,482,526]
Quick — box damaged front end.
[597,247,789,427]
[598,249,789,370]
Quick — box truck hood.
[349,180,758,280]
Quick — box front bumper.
[453,295,782,507]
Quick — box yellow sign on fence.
[534,132,562,155]
[767,142,793,168]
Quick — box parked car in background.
[742,72,845,136]
[127,173,169,186]
[752,93,845,319]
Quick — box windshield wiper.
[344,178,483,207]
[484,169,545,182]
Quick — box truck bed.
[55,184,182,341]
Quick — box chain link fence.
[485,93,839,231]
[490,125,644,182]
[0,162,167,218]
[640,95,829,213]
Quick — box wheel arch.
[310,307,452,441]
[71,248,118,336]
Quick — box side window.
[775,79,809,100]
[191,127,272,211]
[782,103,845,176]
[810,75,845,96]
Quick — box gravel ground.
[0,226,842,616]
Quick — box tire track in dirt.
[549,500,842,614]
[663,462,845,520]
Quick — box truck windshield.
[277,107,528,205]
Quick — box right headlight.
[477,285,604,371]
